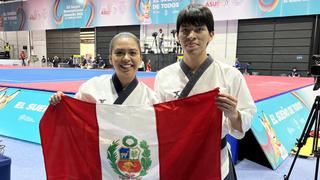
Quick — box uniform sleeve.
[228,72,256,139]
[154,72,167,103]
[74,81,97,103]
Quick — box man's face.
[177,24,213,55]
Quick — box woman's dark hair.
[109,32,141,55]
[176,4,214,33]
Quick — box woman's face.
[109,37,142,79]
[177,24,213,56]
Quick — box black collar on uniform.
[112,73,139,104]
[178,55,214,98]
[179,55,214,80]
[112,74,124,94]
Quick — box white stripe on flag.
[96,104,160,180]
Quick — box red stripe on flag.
[154,89,222,180]
[40,96,102,180]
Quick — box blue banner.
[253,0,320,18]
[0,87,73,144]
[149,0,190,24]
[251,85,314,169]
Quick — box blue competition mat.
[0,68,156,84]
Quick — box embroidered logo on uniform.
[173,91,180,98]
[107,135,152,179]
[99,99,106,103]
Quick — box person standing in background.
[158,28,164,54]
[243,62,252,75]
[41,56,46,67]
[4,42,11,59]
[146,59,152,72]
[138,59,145,71]
[19,50,26,66]
[234,58,241,70]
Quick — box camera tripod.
[284,95,320,180]
[150,36,157,53]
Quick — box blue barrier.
[0,155,11,180]
[227,134,238,164]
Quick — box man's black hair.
[176,4,214,34]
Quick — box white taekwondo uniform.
[75,74,158,105]
[154,55,256,179]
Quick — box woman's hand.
[49,91,65,105]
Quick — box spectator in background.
[234,58,241,70]
[41,56,46,67]
[19,50,26,66]
[68,55,74,67]
[146,59,152,72]
[138,59,145,71]
[4,42,11,59]
[87,56,95,69]
[158,28,164,54]
[243,62,252,75]
[96,54,105,68]
[289,67,300,77]
[81,56,87,68]
[52,56,60,67]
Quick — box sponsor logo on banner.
[53,0,94,27]
[205,0,229,7]
[0,87,20,110]
[107,135,152,179]
[258,0,279,13]
[135,0,152,24]
[258,111,288,165]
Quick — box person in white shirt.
[138,59,145,71]
[158,28,164,54]
[50,32,158,106]
[154,4,256,180]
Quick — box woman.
[50,32,158,105]
[154,4,256,180]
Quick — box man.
[244,62,252,75]
[234,58,241,70]
[4,42,11,59]
[154,4,256,180]
[289,67,300,77]
[158,28,164,54]
[68,55,74,67]
[41,56,46,67]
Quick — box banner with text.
[1,0,320,31]
[251,85,319,169]
[0,87,73,144]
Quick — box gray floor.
[0,135,317,180]
[236,155,317,180]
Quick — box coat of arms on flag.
[107,135,152,179]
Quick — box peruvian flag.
[40,89,222,180]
